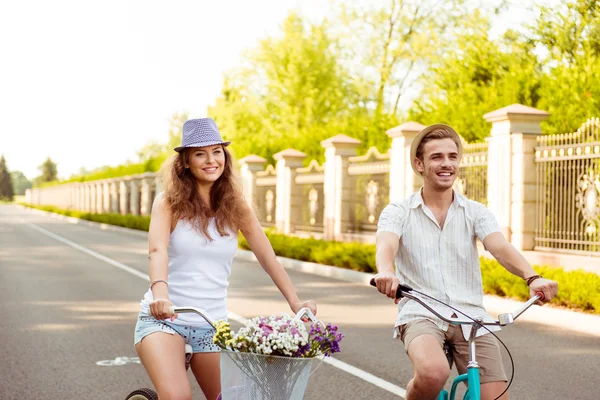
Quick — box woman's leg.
[136,332,192,400]
[190,352,221,400]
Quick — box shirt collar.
[409,187,467,209]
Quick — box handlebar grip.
[369,278,413,299]
[169,306,177,315]
[535,291,545,301]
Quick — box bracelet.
[525,275,543,286]
[150,279,168,290]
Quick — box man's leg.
[480,381,507,400]
[401,320,449,400]
[450,327,508,400]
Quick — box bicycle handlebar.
[168,306,321,330]
[369,278,543,326]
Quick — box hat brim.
[409,124,463,175]
[174,141,231,153]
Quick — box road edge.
[18,205,600,337]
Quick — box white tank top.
[140,218,238,326]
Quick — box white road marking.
[25,221,407,398]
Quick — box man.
[373,124,558,400]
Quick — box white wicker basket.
[219,350,316,400]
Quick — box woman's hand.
[291,300,317,317]
[149,298,177,321]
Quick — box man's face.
[414,138,460,190]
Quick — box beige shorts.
[398,319,507,384]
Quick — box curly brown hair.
[159,146,248,240]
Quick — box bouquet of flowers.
[213,314,343,399]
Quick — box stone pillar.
[140,172,155,216]
[239,155,267,211]
[95,182,104,213]
[321,134,362,241]
[274,149,306,234]
[89,183,97,213]
[386,122,426,201]
[103,181,111,213]
[119,179,130,215]
[129,177,141,216]
[484,104,549,250]
[76,184,83,211]
[154,174,163,196]
[109,180,119,213]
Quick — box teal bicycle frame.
[397,290,542,400]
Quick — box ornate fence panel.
[294,160,325,233]
[535,118,600,255]
[255,165,277,228]
[456,140,488,205]
[347,147,390,233]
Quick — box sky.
[0,0,543,180]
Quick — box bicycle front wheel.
[125,388,158,400]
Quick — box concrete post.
[274,149,306,234]
[386,122,426,201]
[484,104,550,250]
[321,134,362,240]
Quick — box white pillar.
[274,149,306,234]
[321,134,361,240]
[239,155,267,211]
[386,122,426,201]
[484,104,549,250]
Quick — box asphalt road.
[1,205,598,399]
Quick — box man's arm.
[374,232,401,302]
[482,232,558,302]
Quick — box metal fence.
[457,141,488,205]
[255,165,277,227]
[295,160,325,233]
[535,118,600,254]
[347,148,391,233]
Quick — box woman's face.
[185,145,226,185]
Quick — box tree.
[10,171,32,196]
[534,0,600,134]
[36,157,58,184]
[0,155,14,201]
[409,11,542,141]
[209,12,355,164]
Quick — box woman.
[134,118,317,400]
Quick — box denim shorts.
[134,312,220,353]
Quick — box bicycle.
[125,306,321,400]
[369,278,544,400]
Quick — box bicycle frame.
[398,290,542,400]
[370,281,542,400]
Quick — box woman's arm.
[240,208,316,315]
[147,193,175,320]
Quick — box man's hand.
[373,272,402,304]
[529,277,558,305]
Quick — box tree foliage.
[409,11,542,141]
[0,155,14,201]
[209,13,356,164]
[10,171,32,195]
[534,0,600,134]
[34,157,58,185]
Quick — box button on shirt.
[377,189,501,340]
